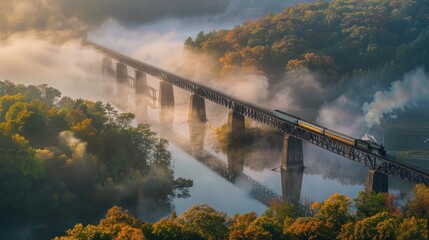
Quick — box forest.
[0,81,192,222]
[185,0,429,93]
[56,185,428,239]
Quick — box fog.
[0,0,425,226]
[317,95,367,138]
[0,0,305,38]
[363,68,429,128]
[0,33,102,100]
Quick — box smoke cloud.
[270,67,325,118]
[59,131,89,162]
[363,68,429,128]
[0,33,104,100]
[317,95,366,138]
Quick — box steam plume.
[317,95,366,138]
[363,68,429,127]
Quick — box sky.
[0,0,305,39]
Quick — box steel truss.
[86,40,429,186]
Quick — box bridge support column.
[281,135,304,170]
[116,62,128,107]
[159,81,175,127]
[101,57,113,76]
[189,94,206,155]
[365,169,388,193]
[135,70,148,95]
[135,70,148,115]
[228,111,245,140]
[101,57,114,96]
[281,167,304,204]
[189,94,207,123]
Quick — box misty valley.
[1,0,429,239]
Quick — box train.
[273,110,386,156]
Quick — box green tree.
[396,217,428,240]
[337,212,399,240]
[354,191,392,219]
[403,184,429,236]
[244,215,283,240]
[264,200,300,224]
[152,218,186,240]
[176,204,228,240]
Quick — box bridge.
[84,39,429,195]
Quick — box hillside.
[185,0,429,89]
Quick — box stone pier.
[135,70,148,95]
[281,135,304,170]
[189,94,207,123]
[134,70,148,114]
[281,167,304,204]
[116,62,128,106]
[159,81,174,127]
[365,169,388,193]
[101,57,113,76]
[101,57,114,96]
[228,111,245,140]
[188,94,207,155]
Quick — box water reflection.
[227,146,245,179]
[189,120,206,157]
[281,167,304,204]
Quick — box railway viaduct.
[86,40,429,199]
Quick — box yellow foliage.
[11,134,29,147]
[310,201,321,211]
[35,148,54,160]
[286,59,306,70]
[72,118,97,138]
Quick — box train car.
[273,110,299,124]
[324,129,355,146]
[369,142,386,156]
[355,139,369,151]
[355,139,386,156]
[297,120,325,134]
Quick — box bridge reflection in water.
[147,114,286,206]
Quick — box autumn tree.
[175,204,228,240]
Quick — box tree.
[396,217,428,240]
[176,204,228,240]
[337,212,399,240]
[152,218,185,240]
[284,217,333,240]
[116,225,146,240]
[354,191,392,219]
[228,212,258,240]
[244,215,283,240]
[98,206,145,237]
[315,192,351,231]
[264,200,300,224]
[403,184,429,236]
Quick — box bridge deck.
[84,40,429,186]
